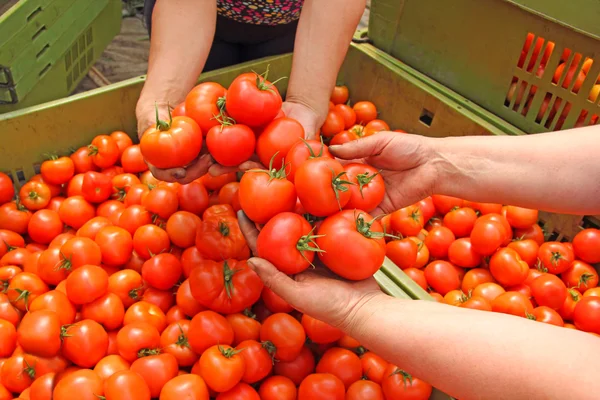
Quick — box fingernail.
[172,169,186,179]
[236,210,245,220]
[247,258,258,271]
[329,145,341,151]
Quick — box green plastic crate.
[0,0,121,112]
[368,0,600,133]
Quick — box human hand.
[136,100,215,184]
[282,100,324,140]
[329,131,439,215]
[237,210,386,330]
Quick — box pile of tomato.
[0,74,436,400]
[384,195,600,334]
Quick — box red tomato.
[504,206,538,229]
[226,312,261,346]
[195,217,248,261]
[315,347,361,389]
[573,296,600,333]
[346,380,384,400]
[424,260,461,295]
[390,206,424,237]
[0,202,31,235]
[185,82,227,133]
[52,369,103,400]
[448,238,482,268]
[218,182,241,212]
[316,210,386,281]
[142,287,174,313]
[491,291,534,317]
[103,370,151,400]
[256,118,304,170]
[320,110,345,137]
[342,164,385,213]
[273,345,315,385]
[381,367,432,400]
[142,187,179,220]
[470,218,505,256]
[108,269,143,308]
[19,181,51,211]
[178,181,209,215]
[260,313,305,362]
[333,104,356,130]
[489,248,529,287]
[572,228,600,264]
[109,131,133,156]
[298,373,345,400]
[507,239,539,268]
[142,253,182,291]
[461,268,495,294]
[562,260,598,293]
[256,212,318,275]
[130,353,178,398]
[460,296,492,311]
[123,301,167,333]
[530,274,568,310]
[116,322,160,362]
[0,173,15,205]
[386,239,418,270]
[188,311,234,354]
[89,135,120,168]
[77,217,112,241]
[120,144,148,174]
[7,272,49,312]
[330,86,349,105]
[286,141,333,184]
[364,119,390,136]
[259,375,297,400]
[225,71,282,127]
[301,315,343,344]
[463,201,502,215]
[514,223,545,246]
[159,320,198,367]
[61,319,109,367]
[58,196,95,230]
[353,101,378,124]
[431,195,463,215]
[81,292,125,331]
[201,173,237,192]
[65,265,108,305]
[80,172,112,204]
[423,226,455,259]
[206,122,255,167]
[538,242,573,274]
[558,288,581,321]
[41,156,74,185]
[443,207,477,238]
[239,168,296,224]
[161,373,209,400]
[17,310,61,357]
[198,344,245,393]
[236,339,272,384]
[530,306,564,326]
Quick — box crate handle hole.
[27,7,42,22]
[38,64,52,78]
[419,109,434,127]
[32,26,46,41]
[36,44,50,59]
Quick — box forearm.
[432,125,600,214]
[287,0,366,121]
[140,0,216,106]
[349,295,600,399]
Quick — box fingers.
[237,210,259,255]
[247,257,308,309]
[148,153,213,184]
[329,131,396,160]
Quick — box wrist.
[427,136,472,198]
[340,291,397,338]
[285,91,329,127]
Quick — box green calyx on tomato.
[253,65,286,94]
[355,213,394,240]
[251,152,288,181]
[549,251,566,266]
[42,153,60,161]
[296,226,326,267]
[12,288,32,311]
[137,347,162,358]
[222,260,240,299]
[355,171,381,199]
[175,324,191,348]
[351,125,365,137]
[155,102,173,131]
[390,368,414,387]
[219,344,244,358]
[243,308,257,319]
[261,340,277,362]
[579,273,596,288]
[216,96,227,110]
[22,357,36,379]
[301,137,327,160]
[568,288,581,301]
[330,170,355,209]
[57,252,73,271]
[534,259,548,273]
[218,220,230,237]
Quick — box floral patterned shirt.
[217,0,304,25]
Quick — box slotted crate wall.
[368,0,600,134]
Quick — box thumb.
[247,257,304,307]
[329,132,395,160]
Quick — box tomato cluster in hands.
[384,194,600,337]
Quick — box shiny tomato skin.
[572,228,600,263]
[424,260,461,295]
[185,82,227,133]
[160,373,210,400]
[225,71,282,127]
[257,212,317,275]
[424,226,455,259]
[177,181,209,216]
[141,187,179,220]
[284,140,332,183]
[0,202,31,235]
[353,101,378,124]
[141,116,202,169]
[507,239,540,268]
[259,375,297,400]
[470,219,505,256]
[273,345,315,385]
[346,380,384,400]
[530,274,568,310]
[196,217,248,262]
[80,292,125,331]
[237,339,272,384]
[448,237,482,268]
[386,239,418,270]
[530,306,564,326]
[260,313,305,362]
[160,320,198,367]
[130,353,179,398]
[238,170,296,224]
[123,301,167,333]
[52,369,103,400]
[256,118,304,169]
[561,260,599,293]
[19,181,51,211]
[94,226,133,266]
[198,344,245,393]
[103,369,151,400]
[93,354,130,381]
[489,248,529,287]
[331,86,349,105]
[61,319,109,367]
[188,311,234,355]
[491,291,534,317]
[343,163,385,213]
[28,210,62,244]
[0,172,15,205]
[538,242,573,274]
[189,259,262,314]
[504,206,538,229]
[226,313,261,346]
[142,253,182,291]
[121,144,148,174]
[116,322,161,362]
[89,134,120,169]
[315,347,361,389]
[298,373,345,400]
[573,296,600,334]
[17,310,62,357]
[381,367,432,400]
[316,210,385,280]
[301,314,343,344]
[206,123,255,167]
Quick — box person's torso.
[217,0,304,25]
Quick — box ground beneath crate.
[74,2,370,93]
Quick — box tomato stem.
[219,220,230,237]
[57,252,72,271]
[218,345,244,358]
[330,169,355,210]
[253,65,287,93]
[355,170,380,199]
[222,261,241,299]
[391,368,414,387]
[243,308,257,319]
[261,340,277,363]
[12,288,31,311]
[87,145,99,156]
[22,358,36,380]
[137,348,161,358]
[175,324,190,348]
[154,102,172,131]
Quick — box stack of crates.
[0,0,122,112]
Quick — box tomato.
[471,283,505,304]
[188,310,234,354]
[201,174,236,193]
[514,224,545,246]
[460,296,492,311]
[259,375,297,400]
[390,206,424,237]
[106,269,142,308]
[538,242,573,274]
[284,141,332,185]
[159,320,198,367]
[257,212,319,275]
[6,272,48,312]
[315,347,361,389]
[30,174,62,198]
[330,85,349,105]
[226,313,260,346]
[173,184,208,217]
[273,344,315,385]
[218,182,241,212]
[400,268,426,291]
[142,253,182,291]
[60,237,102,272]
[357,352,388,384]
[529,306,564,326]
[329,130,358,145]
[342,163,385,213]
[19,181,51,211]
[363,119,389,136]
[0,320,16,358]
[196,217,248,261]
[491,291,534,317]
[231,339,271,384]
[111,173,141,201]
[180,246,204,279]
[320,110,345,137]
[442,207,476,238]
[174,279,203,318]
[301,314,343,344]
[558,288,581,321]
[573,296,600,334]
[260,313,305,362]
[206,121,255,167]
[107,131,132,155]
[130,353,178,398]
[184,82,227,133]
[0,248,30,269]
[0,293,21,326]
[161,374,209,400]
[117,205,151,236]
[58,196,95,229]
[256,118,304,170]
[504,206,538,229]
[317,211,385,280]
[562,260,598,293]
[507,239,539,268]
[461,268,495,294]
[198,344,245,393]
[424,261,460,295]
[447,238,480,268]
[412,238,430,268]
[381,367,432,400]
[40,156,74,186]
[103,370,151,400]
[0,173,14,205]
[346,380,384,400]
[298,373,345,400]
[28,371,55,400]
[93,354,130,381]
[225,69,282,126]
[81,292,125,331]
[572,228,600,264]
[423,226,455,259]
[0,202,31,235]
[430,195,462,215]
[489,248,529,287]
[122,184,149,208]
[386,239,418,270]
[124,301,167,333]
[332,104,356,130]
[142,187,179,220]
[116,322,160,362]
[88,135,120,168]
[353,101,377,124]
[116,146,144,176]
[65,265,108,305]
[470,218,505,256]
[142,287,174,313]
[60,319,108,368]
[132,224,170,261]
[239,169,296,225]
[530,274,567,310]
[53,369,104,400]
[16,310,61,357]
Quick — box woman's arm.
[433,125,600,214]
[136,0,216,134]
[284,0,366,135]
[348,294,600,400]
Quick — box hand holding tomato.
[238,210,385,331]
[282,101,322,140]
